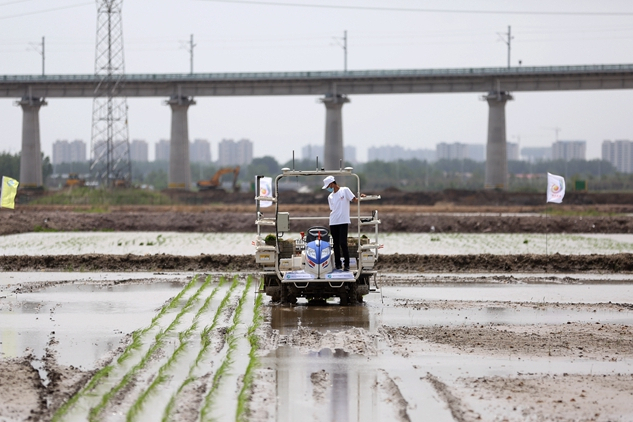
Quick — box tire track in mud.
[425,373,475,422]
[375,369,411,422]
[51,274,262,422]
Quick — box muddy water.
[0,278,187,369]
[1,274,633,421]
[3,232,633,255]
[258,283,633,422]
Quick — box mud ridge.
[4,209,633,235]
[3,253,633,273]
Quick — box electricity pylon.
[90,0,131,187]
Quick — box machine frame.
[254,167,381,305]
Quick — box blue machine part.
[305,239,331,270]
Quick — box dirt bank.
[3,206,633,235]
[2,253,633,273]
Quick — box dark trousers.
[330,224,349,269]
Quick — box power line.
[0,1,92,20]
[0,0,38,7]
[198,0,633,17]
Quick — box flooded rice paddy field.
[0,272,632,421]
[2,232,633,256]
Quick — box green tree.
[145,169,168,190]
[0,152,20,179]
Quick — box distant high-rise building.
[437,142,468,160]
[130,139,148,162]
[506,142,520,161]
[52,139,87,164]
[521,147,551,162]
[236,139,253,166]
[603,140,633,173]
[218,138,253,166]
[467,144,485,162]
[155,139,170,161]
[190,139,211,163]
[52,140,69,165]
[552,140,586,161]
[302,144,357,164]
[367,145,435,162]
[436,142,484,161]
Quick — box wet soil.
[1,195,633,420]
[2,252,633,273]
[1,276,632,421]
[3,205,633,235]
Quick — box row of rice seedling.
[236,289,264,422]
[51,274,203,422]
[126,275,228,421]
[86,275,215,421]
[199,276,253,422]
[160,276,241,422]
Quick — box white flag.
[546,173,565,203]
[258,177,273,207]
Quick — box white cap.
[322,175,335,189]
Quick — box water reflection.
[270,304,372,334]
[0,281,183,368]
[264,346,377,422]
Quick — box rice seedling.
[160,276,241,422]
[126,276,222,421]
[236,280,263,422]
[51,275,202,421]
[199,276,251,422]
[88,276,210,421]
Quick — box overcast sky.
[1,0,633,163]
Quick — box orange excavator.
[197,166,240,191]
[65,173,86,188]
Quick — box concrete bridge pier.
[16,97,47,188]
[483,91,513,189]
[166,96,195,189]
[320,94,349,170]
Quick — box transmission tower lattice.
[90,0,131,187]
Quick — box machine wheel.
[281,284,297,305]
[264,275,282,302]
[270,288,281,302]
[348,283,359,305]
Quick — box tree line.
[4,150,633,192]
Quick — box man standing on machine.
[322,175,365,271]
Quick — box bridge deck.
[2,64,633,98]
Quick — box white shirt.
[328,187,355,225]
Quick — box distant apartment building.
[155,139,170,161]
[302,144,358,164]
[506,142,520,161]
[602,140,633,173]
[367,145,435,162]
[190,139,211,163]
[52,139,87,164]
[218,138,253,166]
[521,146,551,162]
[467,144,485,162]
[552,140,586,161]
[436,142,484,162]
[130,139,148,162]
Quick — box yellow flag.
[1,176,19,209]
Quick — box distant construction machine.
[197,166,240,191]
[65,173,86,188]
